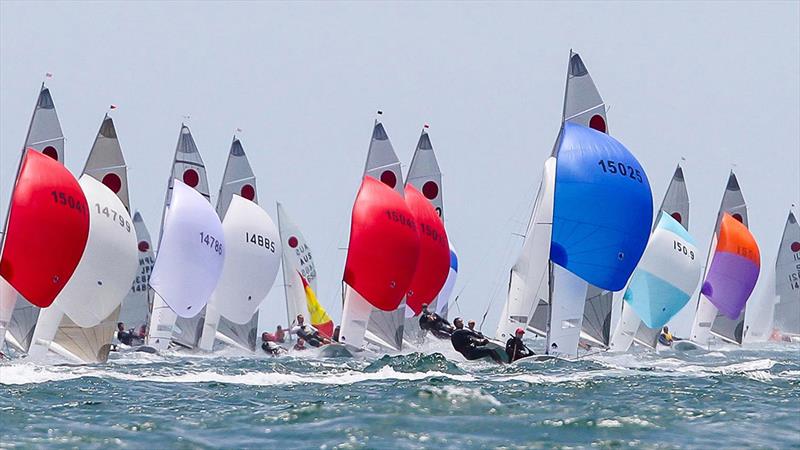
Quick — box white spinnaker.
[180,137,259,350]
[690,171,748,345]
[150,179,224,320]
[277,202,318,334]
[146,125,212,350]
[3,84,66,353]
[341,119,407,351]
[56,176,138,327]
[198,196,281,351]
[496,157,555,341]
[119,212,155,329]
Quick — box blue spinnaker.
[550,122,653,291]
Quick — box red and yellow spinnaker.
[299,271,333,338]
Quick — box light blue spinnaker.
[624,212,702,329]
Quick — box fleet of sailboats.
[1,54,796,364]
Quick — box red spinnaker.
[344,176,420,311]
[0,149,89,307]
[404,184,450,315]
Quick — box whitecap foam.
[418,385,502,406]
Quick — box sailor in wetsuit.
[116,322,135,346]
[290,314,330,348]
[419,303,454,339]
[261,332,283,356]
[450,318,504,363]
[505,327,534,362]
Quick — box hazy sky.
[1,2,798,334]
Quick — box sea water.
[1,342,798,449]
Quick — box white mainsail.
[495,157,555,341]
[690,171,749,346]
[118,211,155,330]
[198,195,281,352]
[277,202,319,335]
[146,125,212,351]
[609,164,691,352]
[2,83,65,353]
[340,118,407,351]
[28,175,138,362]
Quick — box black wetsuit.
[261,341,282,356]
[505,336,533,362]
[118,330,135,346]
[297,326,324,347]
[419,312,454,339]
[451,329,503,363]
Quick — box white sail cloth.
[149,180,225,318]
[198,196,280,351]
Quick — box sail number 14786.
[199,232,223,255]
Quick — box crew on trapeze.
[450,317,504,363]
[419,303,454,339]
[290,314,330,348]
[505,327,534,362]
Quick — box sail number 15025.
[598,160,643,183]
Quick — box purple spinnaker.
[701,252,759,319]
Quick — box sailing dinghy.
[27,173,138,363]
[495,52,653,359]
[609,164,699,352]
[197,193,281,352]
[402,127,450,344]
[145,125,212,351]
[339,119,421,352]
[183,137,268,351]
[118,211,156,334]
[2,84,67,354]
[767,210,800,341]
[277,203,334,341]
[146,179,225,353]
[690,172,760,347]
[37,116,139,363]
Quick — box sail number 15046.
[598,160,643,183]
